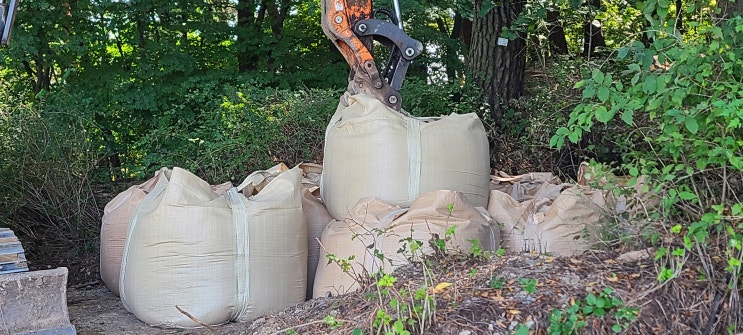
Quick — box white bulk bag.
[119,165,306,328]
[321,93,491,220]
[100,168,231,297]
[313,190,498,298]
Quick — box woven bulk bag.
[100,168,166,296]
[301,188,333,300]
[487,186,605,256]
[321,93,491,220]
[313,190,498,298]
[100,168,231,297]
[299,163,333,300]
[119,166,306,328]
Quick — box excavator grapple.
[321,0,423,111]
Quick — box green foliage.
[552,12,743,294]
[0,87,101,260]
[488,276,505,289]
[402,78,485,118]
[323,315,344,330]
[548,287,638,334]
[549,3,742,330]
[520,278,537,294]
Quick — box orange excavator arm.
[321,0,422,111]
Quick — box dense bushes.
[552,14,743,331]
[0,91,101,260]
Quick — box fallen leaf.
[606,276,619,282]
[433,282,452,293]
[508,309,521,315]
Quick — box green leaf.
[550,135,565,149]
[612,324,623,333]
[621,109,634,125]
[586,293,597,305]
[595,106,614,123]
[643,75,657,94]
[592,69,605,85]
[393,320,405,333]
[679,191,697,200]
[568,130,580,144]
[583,85,596,100]
[515,324,530,335]
[597,86,610,102]
[685,117,699,134]
[478,0,495,17]
[618,46,629,59]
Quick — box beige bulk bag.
[299,163,333,299]
[487,186,605,256]
[301,188,333,300]
[313,190,498,298]
[100,168,166,296]
[321,93,491,220]
[119,165,306,328]
[100,168,231,297]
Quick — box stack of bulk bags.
[119,165,306,328]
[486,172,607,256]
[321,93,491,220]
[99,168,230,296]
[313,190,499,298]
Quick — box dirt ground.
[64,250,728,335]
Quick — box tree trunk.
[717,0,743,19]
[546,11,568,55]
[675,0,684,34]
[437,13,470,82]
[467,0,526,124]
[582,0,605,59]
[236,0,263,72]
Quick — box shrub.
[551,13,743,332]
[0,94,101,262]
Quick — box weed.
[520,278,537,294]
[548,287,638,334]
[323,315,343,330]
[488,276,505,289]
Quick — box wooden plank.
[0,260,28,274]
[0,242,24,256]
[0,229,14,238]
[0,252,25,263]
[0,228,27,275]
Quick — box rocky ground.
[64,248,727,335]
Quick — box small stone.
[508,320,519,331]
[458,330,472,335]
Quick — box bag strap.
[119,169,170,306]
[406,118,422,205]
[226,187,251,321]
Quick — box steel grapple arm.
[321,0,422,111]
